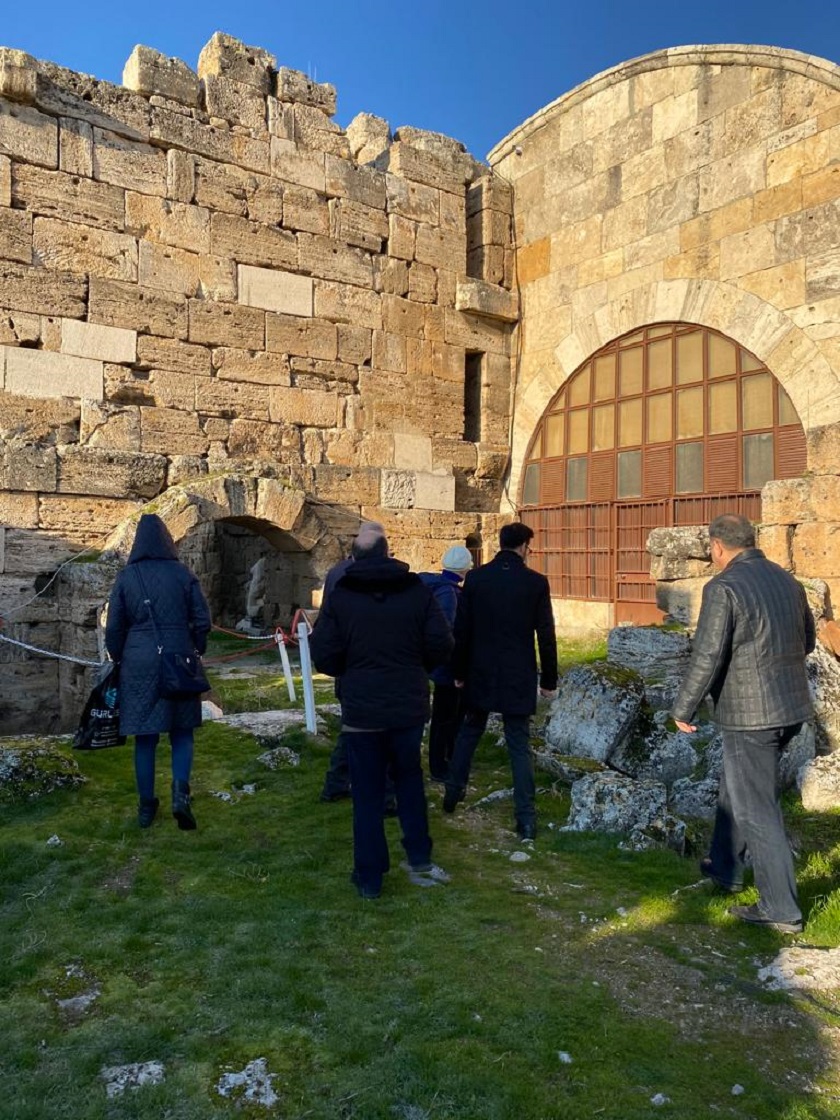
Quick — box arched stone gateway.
[491,45,840,631]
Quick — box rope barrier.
[0,631,100,667]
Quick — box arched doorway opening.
[519,323,807,624]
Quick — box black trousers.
[428,682,465,780]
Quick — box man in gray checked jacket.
[672,513,815,934]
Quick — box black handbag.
[133,566,210,699]
[73,662,127,750]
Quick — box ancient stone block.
[3,346,102,401]
[187,299,264,349]
[123,44,199,106]
[0,47,38,102]
[33,217,137,282]
[0,444,57,491]
[0,154,9,207]
[0,100,58,168]
[245,177,283,226]
[331,198,388,253]
[199,255,237,302]
[197,33,275,94]
[408,262,436,304]
[290,355,357,387]
[792,522,840,578]
[0,490,38,528]
[314,280,381,330]
[293,104,349,158]
[385,173,438,224]
[193,157,250,216]
[57,116,93,177]
[61,319,136,364]
[167,149,195,204]
[89,277,188,339]
[325,156,387,210]
[443,309,509,355]
[198,375,271,420]
[80,399,141,450]
[213,347,290,386]
[150,107,270,175]
[807,423,840,475]
[144,368,196,410]
[392,434,432,471]
[0,261,85,321]
[126,193,210,253]
[466,175,513,218]
[380,136,475,196]
[0,207,32,264]
[415,224,465,272]
[266,97,294,141]
[298,233,374,287]
[226,419,293,460]
[139,406,209,455]
[757,523,793,569]
[313,463,380,504]
[270,138,326,192]
[388,214,416,262]
[455,277,518,322]
[138,241,199,295]
[347,112,390,166]
[203,74,267,132]
[211,212,298,270]
[266,313,336,359]
[12,164,125,233]
[269,385,339,427]
[238,265,313,316]
[375,257,410,297]
[281,185,330,236]
[337,324,371,365]
[57,445,165,498]
[92,128,167,197]
[275,68,337,115]
[762,476,814,524]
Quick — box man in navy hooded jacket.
[310,533,453,898]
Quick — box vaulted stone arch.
[508,278,840,501]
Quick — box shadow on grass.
[0,722,839,1120]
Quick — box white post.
[297,622,317,734]
[276,635,296,701]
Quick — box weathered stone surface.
[213,347,289,386]
[203,74,267,132]
[0,741,85,801]
[138,406,208,455]
[293,104,349,158]
[89,277,188,339]
[0,100,58,168]
[0,48,38,103]
[2,346,102,401]
[607,625,690,680]
[563,772,668,835]
[0,261,87,318]
[123,45,199,106]
[187,299,264,349]
[33,217,137,282]
[455,277,518,321]
[347,112,390,166]
[197,33,275,94]
[61,320,136,364]
[269,385,339,427]
[57,445,165,497]
[92,128,166,196]
[270,139,326,192]
[545,663,645,763]
[798,753,840,811]
[275,68,337,115]
[211,212,297,271]
[150,107,269,175]
[12,164,125,232]
[266,313,336,358]
[670,775,718,820]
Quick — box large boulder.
[670,775,719,820]
[607,626,690,682]
[798,753,840,811]
[808,644,840,755]
[563,772,667,834]
[611,714,698,788]
[544,663,644,764]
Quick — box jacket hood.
[420,570,463,590]
[128,514,179,563]
[339,555,418,595]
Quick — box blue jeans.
[345,726,432,892]
[134,731,194,800]
[448,709,535,827]
[709,724,802,924]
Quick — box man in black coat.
[443,522,557,839]
[672,513,815,935]
[310,533,454,899]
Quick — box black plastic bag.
[73,662,126,750]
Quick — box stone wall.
[0,34,517,730]
[491,45,840,630]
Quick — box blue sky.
[3,0,839,160]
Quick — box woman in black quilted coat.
[105,514,211,830]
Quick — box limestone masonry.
[1,36,840,730]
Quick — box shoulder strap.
[131,564,163,654]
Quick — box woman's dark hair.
[709,513,755,550]
[499,522,535,551]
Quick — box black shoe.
[517,820,537,841]
[172,780,197,831]
[729,903,802,935]
[350,871,381,900]
[429,773,447,785]
[320,788,351,803]
[442,784,465,814]
[699,857,742,894]
[138,797,159,829]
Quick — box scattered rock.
[46,834,63,847]
[651,1092,670,1106]
[472,788,513,807]
[557,1051,573,1063]
[798,753,840,810]
[216,1057,279,1107]
[57,987,100,1016]
[545,663,644,764]
[731,1084,745,1095]
[670,776,718,821]
[758,947,840,992]
[509,851,530,862]
[202,700,224,720]
[607,626,690,682]
[257,746,301,769]
[563,772,667,835]
[0,739,86,801]
[100,1060,165,1098]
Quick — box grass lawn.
[2,654,840,1118]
